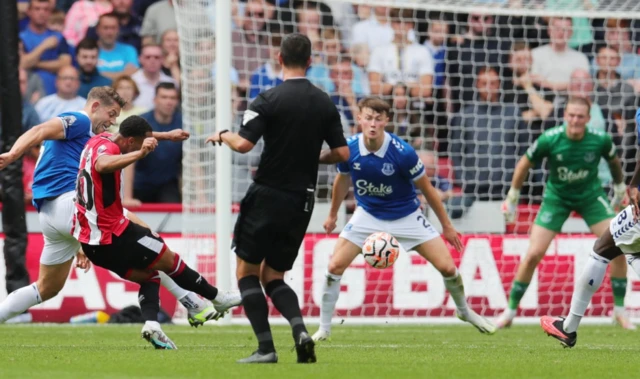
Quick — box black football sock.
[167,253,218,300]
[139,272,161,321]
[239,275,275,353]
[265,279,307,340]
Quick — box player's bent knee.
[327,260,348,276]
[438,264,458,278]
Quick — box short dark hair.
[280,33,311,69]
[97,12,119,28]
[119,115,153,138]
[155,82,178,96]
[358,97,391,116]
[76,38,99,55]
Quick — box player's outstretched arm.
[324,173,351,234]
[0,118,65,170]
[414,174,463,251]
[95,138,158,173]
[153,129,190,142]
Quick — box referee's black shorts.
[233,183,312,272]
[81,222,167,279]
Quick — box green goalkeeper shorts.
[534,193,615,232]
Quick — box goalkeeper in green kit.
[496,97,634,329]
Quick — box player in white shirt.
[312,97,496,342]
[368,8,434,99]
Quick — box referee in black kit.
[206,33,349,364]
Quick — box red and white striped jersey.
[72,133,130,245]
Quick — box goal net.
[173,0,640,324]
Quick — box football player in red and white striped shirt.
[73,116,241,349]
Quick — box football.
[362,232,400,269]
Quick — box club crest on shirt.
[61,115,77,128]
[584,152,595,163]
[381,163,395,176]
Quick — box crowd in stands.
[10,0,640,216]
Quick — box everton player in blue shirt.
[313,97,496,341]
[0,87,239,340]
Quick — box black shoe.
[237,350,278,363]
[295,332,317,363]
[540,316,577,348]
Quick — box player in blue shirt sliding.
[0,87,239,337]
[313,97,496,341]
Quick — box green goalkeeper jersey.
[525,125,616,202]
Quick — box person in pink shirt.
[63,0,113,46]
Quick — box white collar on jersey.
[359,132,391,158]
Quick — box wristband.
[217,129,229,145]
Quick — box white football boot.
[141,321,177,349]
[212,290,242,316]
[311,329,331,342]
[458,310,497,335]
[495,308,517,329]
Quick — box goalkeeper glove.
[611,182,627,211]
[501,188,520,224]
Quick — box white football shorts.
[38,191,131,266]
[610,205,640,254]
[339,206,440,251]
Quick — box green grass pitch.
[0,324,637,378]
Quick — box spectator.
[351,6,393,53]
[503,42,555,130]
[47,9,66,33]
[20,0,72,95]
[76,38,112,98]
[132,44,177,110]
[125,82,182,204]
[530,17,589,92]
[85,0,143,53]
[417,150,453,203]
[388,83,423,148]
[593,46,636,125]
[306,28,368,97]
[445,12,508,112]
[19,68,42,133]
[423,18,448,91]
[140,0,177,45]
[160,29,180,83]
[63,0,113,46]
[35,66,86,121]
[295,1,325,50]
[546,0,596,52]
[368,8,434,100]
[18,39,45,104]
[449,67,525,200]
[96,12,139,79]
[598,19,640,82]
[198,38,240,87]
[232,0,272,93]
[329,57,361,135]
[111,76,147,129]
[248,34,284,101]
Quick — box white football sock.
[564,253,609,333]
[319,271,342,332]
[159,272,205,310]
[0,283,42,323]
[443,269,469,316]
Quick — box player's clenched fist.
[140,137,158,156]
[323,214,337,234]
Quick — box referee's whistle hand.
[205,133,222,146]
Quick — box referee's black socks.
[238,275,275,353]
[265,279,308,340]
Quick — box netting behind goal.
[173,0,640,324]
